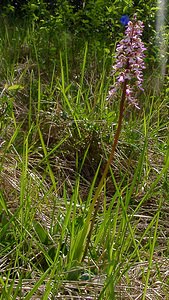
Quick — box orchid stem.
[82,80,127,260]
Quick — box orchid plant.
[73,15,146,263]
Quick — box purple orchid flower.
[109,14,146,108]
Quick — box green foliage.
[0,2,169,298]
[0,1,158,43]
[1,0,167,70]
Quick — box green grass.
[0,18,169,299]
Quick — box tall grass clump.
[0,13,169,300]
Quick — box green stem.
[82,79,127,260]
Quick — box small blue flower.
[120,15,130,26]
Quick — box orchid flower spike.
[109,14,146,108]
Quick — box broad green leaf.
[33,221,50,245]
[7,85,24,91]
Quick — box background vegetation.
[0,0,169,299]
